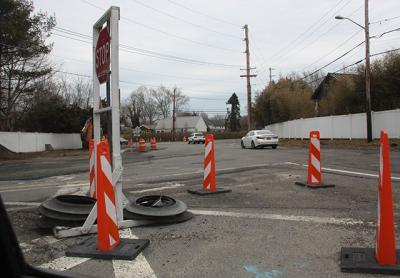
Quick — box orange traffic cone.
[96,139,120,251]
[295,130,334,189]
[341,130,400,274]
[138,138,146,152]
[188,134,231,195]
[151,137,157,150]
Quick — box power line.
[266,0,351,62]
[128,0,241,39]
[166,0,240,27]
[79,0,239,53]
[52,27,241,68]
[370,15,400,25]
[301,41,365,80]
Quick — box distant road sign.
[95,27,110,84]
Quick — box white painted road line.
[299,164,400,181]
[113,229,157,278]
[129,183,185,194]
[39,256,90,271]
[189,209,364,226]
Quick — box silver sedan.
[241,130,279,149]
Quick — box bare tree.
[174,87,190,112]
[151,86,172,119]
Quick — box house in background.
[312,72,357,115]
[155,116,207,133]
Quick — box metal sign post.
[54,6,136,238]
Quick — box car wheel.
[272,145,277,149]
[251,141,255,149]
[241,141,245,149]
[188,141,191,144]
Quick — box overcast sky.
[33,0,400,116]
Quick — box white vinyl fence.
[0,132,82,153]
[265,109,400,139]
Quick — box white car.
[188,133,205,144]
[241,130,279,149]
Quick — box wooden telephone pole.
[240,24,257,130]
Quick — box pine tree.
[226,93,241,131]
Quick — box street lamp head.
[335,15,345,20]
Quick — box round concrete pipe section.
[37,195,96,228]
[124,195,187,217]
[40,195,95,215]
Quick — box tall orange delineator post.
[188,134,231,195]
[88,139,96,199]
[341,130,400,274]
[295,130,335,189]
[96,139,120,251]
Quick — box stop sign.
[95,27,110,84]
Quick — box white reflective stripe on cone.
[101,155,113,185]
[311,153,320,172]
[204,162,211,180]
[105,193,118,225]
[204,141,212,158]
[311,137,320,151]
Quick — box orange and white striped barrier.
[96,139,120,251]
[375,130,396,265]
[295,130,334,189]
[341,130,400,274]
[188,134,231,195]
[150,137,157,150]
[138,138,146,152]
[89,139,96,199]
[203,134,216,192]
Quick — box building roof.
[155,116,205,130]
[311,73,357,100]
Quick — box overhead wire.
[79,0,239,53]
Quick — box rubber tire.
[251,141,256,149]
[272,145,278,149]
[188,141,191,144]
[241,141,245,149]
[124,195,187,217]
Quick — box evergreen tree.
[226,93,241,131]
[0,0,55,130]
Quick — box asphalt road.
[1,139,400,277]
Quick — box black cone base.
[66,237,149,260]
[188,187,231,195]
[341,247,400,275]
[295,181,335,189]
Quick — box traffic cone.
[341,130,400,274]
[151,137,157,150]
[88,139,96,199]
[183,136,187,142]
[376,130,396,265]
[127,138,133,147]
[96,139,120,251]
[188,134,231,195]
[138,138,146,152]
[295,130,334,189]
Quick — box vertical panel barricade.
[203,134,216,192]
[89,139,96,199]
[308,131,322,184]
[375,130,396,265]
[96,139,120,251]
[188,133,231,195]
[295,130,335,189]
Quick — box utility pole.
[269,67,275,84]
[364,0,372,142]
[240,24,257,131]
[172,87,176,141]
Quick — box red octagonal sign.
[95,27,110,84]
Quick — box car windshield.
[194,133,203,136]
[256,130,273,135]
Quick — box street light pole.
[364,0,373,142]
[335,0,372,142]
